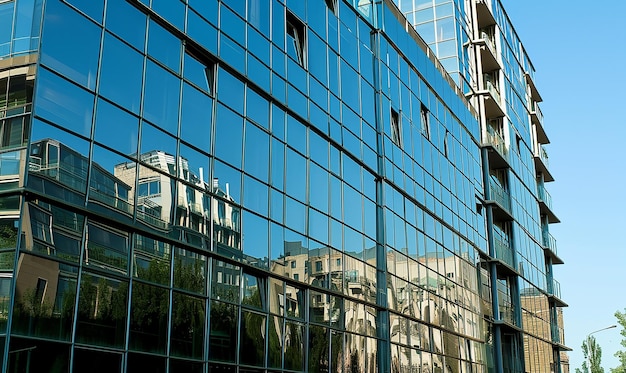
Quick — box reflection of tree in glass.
[209,300,237,362]
[284,322,303,370]
[171,292,204,358]
[174,255,205,293]
[240,310,265,366]
[308,325,329,372]
[79,275,127,321]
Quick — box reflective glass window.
[184,50,215,95]
[143,61,181,135]
[99,33,144,114]
[65,0,104,22]
[11,254,77,340]
[94,99,139,155]
[181,83,213,152]
[239,310,266,366]
[241,211,268,269]
[148,20,181,73]
[187,10,218,55]
[284,321,305,370]
[171,292,205,359]
[129,282,169,353]
[41,0,101,89]
[84,223,129,274]
[127,353,166,373]
[133,234,171,286]
[35,68,94,137]
[243,121,269,182]
[188,0,217,26]
[73,348,123,372]
[105,0,146,51]
[173,247,207,295]
[214,104,243,169]
[8,338,70,372]
[76,272,128,348]
[151,0,185,31]
[89,145,135,217]
[209,300,238,362]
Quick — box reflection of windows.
[444,130,449,158]
[35,278,48,304]
[138,179,161,197]
[291,260,296,268]
[336,258,341,266]
[390,108,401,147]
[286,12,306,67]
[420,104,430,139]
[315,261,323,272]
[293,273,299,281]
[0,116,28,149]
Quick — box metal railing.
[485,78,501,104]
[542,230,558,257]
[485,126,508,159]
[489,180,511,212]
[547,278,561,299]
[531,101,544,125]
[537,183,553,211]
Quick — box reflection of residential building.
[0,0,567,371]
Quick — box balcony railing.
[537,146,550,168]
[537,183,553,210]
[530,101,544,125]
[480,31,497,55]
[484,78,501,104]
[547,278,561,300]
[489,180,511,212]
[485,126,508,159]
[542,230,558,257]
[493,234,514,268]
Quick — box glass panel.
[171,291,206,359]
[308,325,329,372]
[41,0,100,89]
[11,254,77,340]
[73,348,123,373]
[139,122,177,174]
[105,0,146,51]
[241,271,266,310]
[34,68,94,137]
[135,166,174,230]
[84,223,129,274]
[284,321,304,370]
[129,282,169,353]
[214,104,243,169]
[147,19,181,73]
[241,211,268,269]
[94,99,139,155]
[127,353,166,373]
[7,337,70,372]
[268,315,283,368]
[89,145,135,218]
[239,310,266,366]
[211,260,240,303]
[75,272,128,348]
[173,247,207,295]
[170,359,204,373]
[99,33,144,114]
[243,121,269,182]
[143,60,180,135]
[133,234,171,285]
[209,300,238,362]
[181,82,213,153]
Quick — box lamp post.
[586,325,617,373]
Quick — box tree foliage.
[612,309,626,373]
[576,336,604,373]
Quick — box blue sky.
[502,0,626,370]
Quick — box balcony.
[542,230,564,265]
[547,278,567,307]
[525,72,543,103]
[475,0,496,28]
[530,102,549,144]
[493,232,515,270]
[483,125,509,168]
[534,145,554,182]
[479,75,505,118]
[486,180,513,221]
[537,183,559,223]
[474,31,500,72]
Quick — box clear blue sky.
[502,0,626,370]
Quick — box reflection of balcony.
[28,159,88,192]
[89,187,133,215]
[483,126,508,168]
[547,278,567,307]
[542,229,563,265]
[537,183,559,223]
[486,180,513,221]
[530,102,549,144]
[534,145,554,182]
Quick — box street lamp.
[586,325,617,373]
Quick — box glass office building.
[0,0,567,372]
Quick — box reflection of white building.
[114,150,241,251]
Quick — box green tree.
[612,310,626,373]
[576,335,604,373]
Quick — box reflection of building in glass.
[0,0,566,371]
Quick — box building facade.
[0,0,566,372]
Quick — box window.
[315,261,323,272]
[444,130,449,158]
[35,278,48,304]
[138,179,161,197]
[390,108,401,147]
[184,47,215,95]
[291,260,296,268]
[286,12,306,67]
[420,104,430,139]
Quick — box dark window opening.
[444,130,449,158]
[286,12,306,67]
[420,104,430,139]
[391,108,401,147]
[325,0,337,14]
[184,46,216,95]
